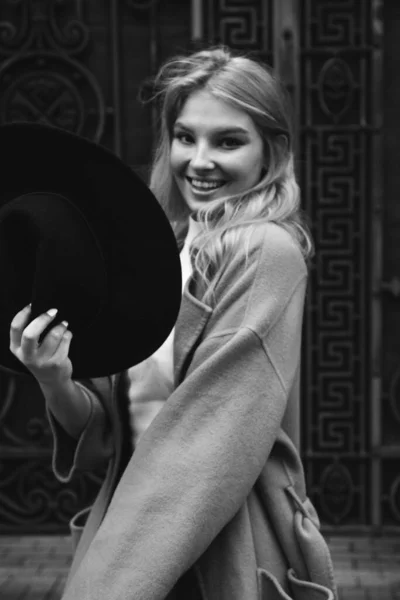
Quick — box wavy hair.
[148,46,313,305]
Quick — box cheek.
[169,144,178,175]
[244,146,265,183]
[170,142,187,176]
[234,152,264,185]
[232,140,264,174]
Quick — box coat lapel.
[173,276,212,385]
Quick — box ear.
[277,133,289,152]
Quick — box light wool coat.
[48,222,338,600]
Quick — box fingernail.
[62,321,68,328]
[47,308,58,317]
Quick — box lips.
[186,176,225,191]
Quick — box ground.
[0,534,399,599]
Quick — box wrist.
[38,375,75,396]
[40,376,92,438]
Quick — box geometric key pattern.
[0,0,395,532]
[298,0,389,527]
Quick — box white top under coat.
[127,216,204,445]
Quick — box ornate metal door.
[378,0,400,530]
[193,0,387,530]
[297,0,385,531]
[0,0,192,534]
[0,0,111,534]
[0,0,390,533]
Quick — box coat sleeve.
[46,376,114,482]
[62,227,307,600]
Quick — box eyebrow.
[173,122,250,136]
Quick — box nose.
[189,142,214,171]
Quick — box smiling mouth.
[186,177,226,191]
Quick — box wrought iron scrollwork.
[0,0,30,55]
[0,0,109,533]
[48,0,90,55]
[0,458,103,531]
[0,0,105,141]
[0,373,52,449]
[320,462,354,523]
[201,0,272,63]
[300,0,378,526]
[318,58,354,123]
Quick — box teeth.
[190,178,224,190]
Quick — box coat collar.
[174,275,212,385]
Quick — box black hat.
[0,122,182,379]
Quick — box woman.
[10,47,337,599]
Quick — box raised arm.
[10,306,114,480]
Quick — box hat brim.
[0,122,182,379]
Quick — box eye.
[219,137,244,150]
[173,131,194,145]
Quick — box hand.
[9,305,73,386]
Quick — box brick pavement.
[0,535,70,599]
[0,534,399,599]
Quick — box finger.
[10,304,32,352]
[20,308,58,359]
[51,329,73,364]
[38,321,69,358]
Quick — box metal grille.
[0,0,390,532]
[299,0,383,528]
[0,0,191,534]
[202,0,273,64]
[0,0,112,533]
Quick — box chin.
[186,201,202,213]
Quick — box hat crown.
[0,192,107,334]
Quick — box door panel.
[380,0,400,526]
[0,0,191,534]
[0,0,388,532]
[298,0,387,530]
[0,0,114,533]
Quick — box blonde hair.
[148,46,313,305]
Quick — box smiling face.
[170,89,265,213]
